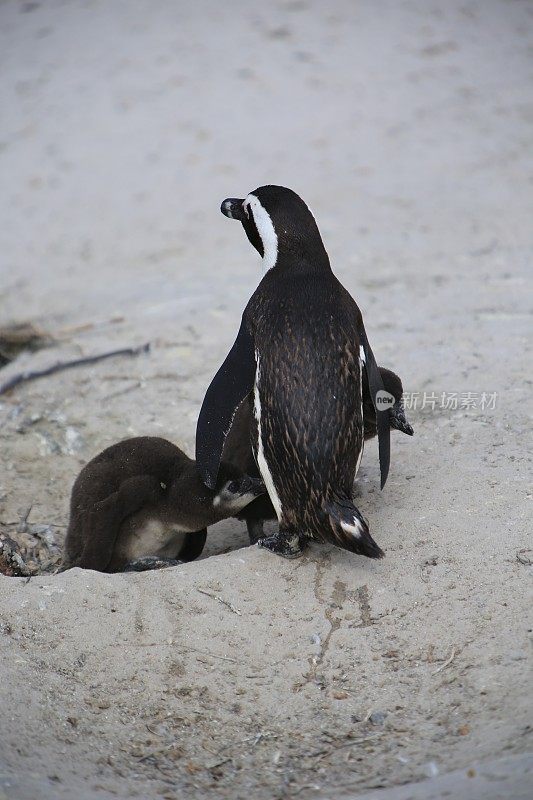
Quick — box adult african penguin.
[196,185,404,559]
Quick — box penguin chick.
[363,367,414,440]
[62,436,264,573]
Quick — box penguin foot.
[177,529,207,562]
[247,519,265,545]
[390,402,414,436]
[123,556,183,572]
[257,531,306,559]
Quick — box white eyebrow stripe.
[245,193,278,272]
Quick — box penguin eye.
[227,480,239,494]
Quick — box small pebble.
[332,691,349,700]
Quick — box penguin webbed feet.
[123,556,183,572]
[257,530,307,559]
[236,494,278,544]
[246,519,265,545]
[389,401,414,437]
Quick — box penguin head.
[376,368,414,436]
[212,465,266,512]
[221,185,329,270]
[379,368,403,404]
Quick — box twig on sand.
[183,645,239,663]
[54,316,125,340]
[316,733,384,761]
[289,784,322,796]
[102,381,142,401]
[17,504,33,533]
[433,647,456,674]
[205,757,233,770]
[113,640,239,663]
[197,588,242,616]
[516,549,532,566]
[0,343,150,395]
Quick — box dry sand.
[0,1,532,798]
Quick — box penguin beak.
[221,197,246,221]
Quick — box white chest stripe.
[245,193,278,272]
[355,357,364,476]
[253,353,283,521]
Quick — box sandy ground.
[0,0,532,798]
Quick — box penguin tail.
[324,499,384,559]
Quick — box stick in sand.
[0,343,150,396]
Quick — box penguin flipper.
[196,315,256,489]
[358,322,391,489]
